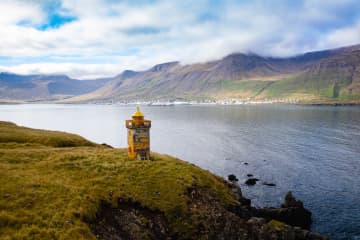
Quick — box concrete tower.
[125,107,151,160]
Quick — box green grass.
[267,220,287,231]
[0,121,236,239]
[221,80,269,91]
[261,74,360,102]
[0,122,95,148]
[218,80,275,98]
[261,76,308,98]
[213,78,360,103]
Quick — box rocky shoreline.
[0,122,329,239]
[89,176,328,240]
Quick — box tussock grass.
[0,122,95,148]
[0,121,235,239]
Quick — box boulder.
[227,174,238,182]
[253,191,312,229]
[245,178,259,185]
[228,182,242,200]
[282,191,303,208]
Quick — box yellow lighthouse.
[125,107,151,160]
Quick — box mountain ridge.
[68,44,360,103]
[1,44,360,103]
[0,72,109,101]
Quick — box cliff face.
[89,182,327,240]
[0,122,327,239]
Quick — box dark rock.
[245,178,259,185]
[282,191,303,208]
[227,181,252,208]
[247,217,266,225]
[263,182,276,187]
[254,191,312,229]
[88,184,326,240]
[308,231,329,240]
[239,197,251,207]
[229,182,242,200]
[247,174,253,177]
[251,220,329,240]
[227,174,238,182]
[88,200,169,240]
[244,162,248,165]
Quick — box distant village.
[88,98,303,106]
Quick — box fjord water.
[1,104,359,239]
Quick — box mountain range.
[0,73,109,102]
[1,44,360,103]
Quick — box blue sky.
[0,0,359,79]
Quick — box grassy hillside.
[0,122,96,148]
[205,76,360,103]
[0,121,238,239]
[260,76,353,100]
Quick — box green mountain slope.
[260,50,360,102]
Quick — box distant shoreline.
[1,99,360,106]
[1,102,360,106]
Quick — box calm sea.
[1,104,359,239]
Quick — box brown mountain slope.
[68,44,360,102]
[2,44,359,103]
[0,73,109,102]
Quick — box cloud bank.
[0,0,359,79]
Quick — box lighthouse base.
[137,151,150,160]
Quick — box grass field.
[0,121,236,239]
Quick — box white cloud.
[0,62,118,79]
[321,22,360,48]
[0,1,44,25]
[0,0,359,78]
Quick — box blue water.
[0,104,359,239]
